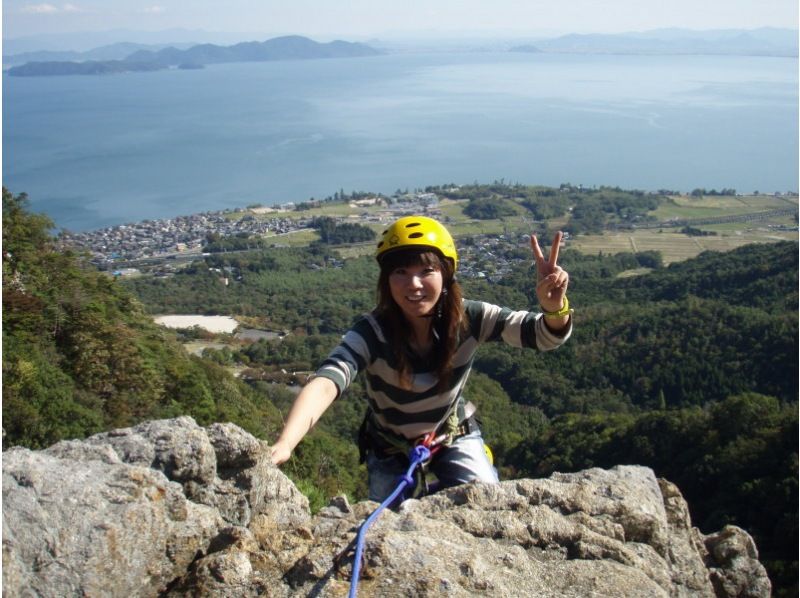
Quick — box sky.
[4,0,799,42]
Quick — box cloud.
[141,6,166,14]
[19,2,84,13]
[20,3,59,13]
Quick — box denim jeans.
[366,430,499,502]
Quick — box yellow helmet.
[375,215,458,270]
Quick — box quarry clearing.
[153,315,239,333]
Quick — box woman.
[270,215,572,501]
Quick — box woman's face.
[388,262,443,321]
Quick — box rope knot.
[410,444,431,464]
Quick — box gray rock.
[705,525,772,597]
[2,418,771,597]
[2,446,221,597]
[87,416,218,487]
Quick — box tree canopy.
[2,188,284,448]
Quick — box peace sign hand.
[531,231,569,313]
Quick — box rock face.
[2,417,771,597]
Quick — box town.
[57,190,538,283]
[57,192,447,265]
[58,209,307,268]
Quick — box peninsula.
[7,35,382,77]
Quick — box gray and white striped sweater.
[314,299,572,440]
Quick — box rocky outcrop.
[2,417,771,597]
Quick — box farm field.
[653,194,796,220]
[263,228,319,246]
[568,228,797,264]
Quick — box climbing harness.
[347,432,445,598]
[357,397,484,496]
[358,399,477,459]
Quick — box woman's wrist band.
[541,295,572,318]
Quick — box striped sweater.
[314,299,572,440]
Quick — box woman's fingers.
[531,232,564,269]
[552,268,569,288]
[530,234,545,263]
[549,231,563,266]
[270,441,291,466]
[538,268,569,288]
[537,269,569,306]
[533,234,568,310]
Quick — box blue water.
[3,52,798,232]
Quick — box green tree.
[2,189,284,448]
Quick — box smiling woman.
[389,262,443,324]
[269,214,573,503]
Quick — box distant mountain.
[7,35,383,77]
[3,42,196,67]
[511,27,798,57]
[3,28,267,54]
[123,35,382,66]
[626,27,798,45]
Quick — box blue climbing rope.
[348,444,431,598]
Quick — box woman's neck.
[408,317,433,355]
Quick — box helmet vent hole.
[405,222,421,228]
[408,232,424,239]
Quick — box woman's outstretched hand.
[270,439,293,466]
[268,376,339,467]
[531,231,569,314]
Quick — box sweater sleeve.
[464,299,572,351]
[312,316,376,398]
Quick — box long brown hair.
[376,248,466,391]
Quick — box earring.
[436,288,447,319]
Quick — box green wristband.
[542,295,571,318]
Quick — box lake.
[3,52,798,232]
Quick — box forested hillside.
[3,187,797,595]
[125,244,379,333]
[2,189,284,447]
[435,182,664,232]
